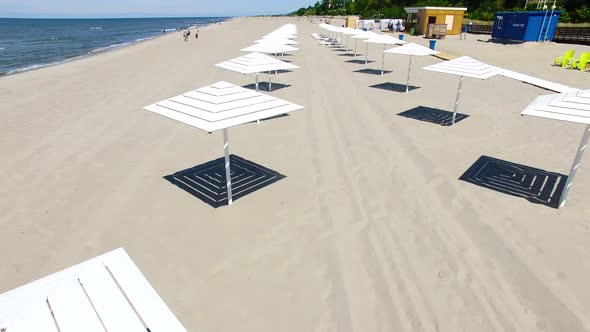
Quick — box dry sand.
[1,16,590,331]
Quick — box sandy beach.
[2,16,590,331]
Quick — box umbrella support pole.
[354,39,357,57]
[406,55,413,93]
[559,124,590,208]
[255,72,259,91]
[381,44,386,75]
[223,128,233,205]
[365,42,369,64]
[451,76,464,125]
[346,35,349,52]
[268,72,272,92]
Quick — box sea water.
[0,17,228,76]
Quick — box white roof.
[384,42,440,56]
[421,56,504,79]
[254,38,299,45]
[0,248,186,332]
[364,35,406,45]
[143,81,304,132]
[215,52,298,75]
[241,43,299,54]
[522,89,589,125]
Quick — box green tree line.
[291,0,590,23]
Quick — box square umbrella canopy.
[320,25,345,47]
[143,81,304,205]
[350,31,379,57]
[522,89,589,208]
[422,56,505,125]
[241,43,299,55]
[254,38,299,45]
[215,52,299,92]
[363,35,406,75]
[383,42,440,93]
[339,27,363,52]
[0,248,186,332]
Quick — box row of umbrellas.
[315,23,588,208]
[144,24,304,206]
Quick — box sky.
[0,0,313,18]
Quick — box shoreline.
[0,17,235,78]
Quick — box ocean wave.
[89,42,130,53]
[89,27,102,30]
[6,61,65,75]
[134,36,155,42]
[0,47,5,50]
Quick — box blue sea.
[0,17,228,76]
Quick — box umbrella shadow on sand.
[346,59,375,64]
[397,106,467,126]
[164,154,286,208]
[242,83,291,92]
[459,155,566,208]
[371,82,419,93]
[355,69,392,75]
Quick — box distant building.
[492,11,562,42]
[404,7,467,36]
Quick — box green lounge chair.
[554,50,575,68]
[569,52,590,71]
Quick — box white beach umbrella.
[263,32,298,40]
[522,89,589,207]
[363,35,406,75]
[143,81,304,205]
[254,38,299,45]
[241,43,299,56]
[383,42,440,93]
[215,52,298,92]
[422,56,504,125]
[350,31,379,57]
[321,25,344,46]
[0,248,187,331]
[340,27,362,52]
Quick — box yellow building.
[405,7,467,35]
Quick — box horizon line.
[0,15,242,19]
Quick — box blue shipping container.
[492,11,561,42]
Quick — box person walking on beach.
[183,30,188,41]
[195,28,199,39]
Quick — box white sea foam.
[134,36,155,42]
[89,42,130,53]
[89,27,102,30]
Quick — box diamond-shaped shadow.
[164,155,286,208]
[355,69,392,75]
[371,82,419,93]
[459,155,567,208]
[398,106,467,126]
[346,59,375,64]
[242,83,291,92]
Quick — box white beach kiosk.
[215,52,299,92]
[383,42,440,93]
[0,248,186,331]
[522,89,590,208]
[422,56,504,125]
[143,81,304,206]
